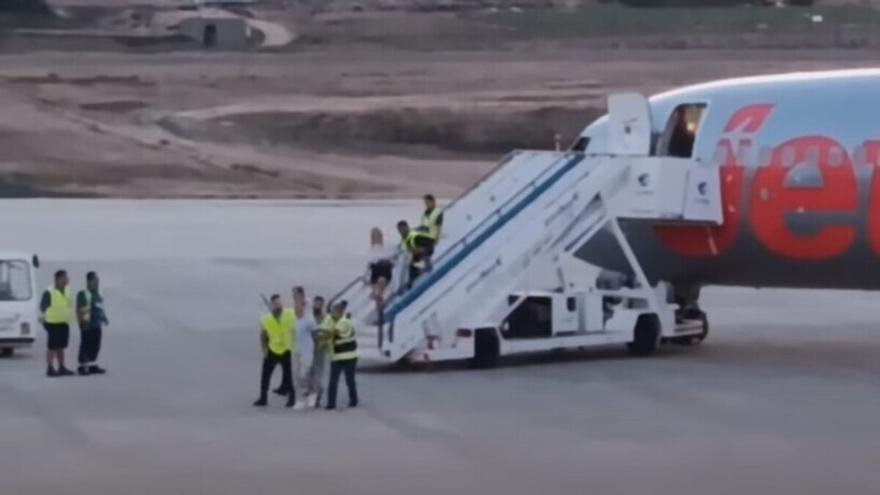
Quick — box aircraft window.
[782,146,796,168]
[829,146,844,167]
[571,136,590,152]
[658,103,706,158]
[759,146,773,167]
[806,146,819,168]
[736,142,753,167]
[854,145,867,168]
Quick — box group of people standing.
[254,287,358,411]
[41,269,108,377]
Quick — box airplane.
[574,68,880,321]
[337,68,880,367]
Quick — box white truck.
[0,252,40,357]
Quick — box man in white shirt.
[288,286,314,410]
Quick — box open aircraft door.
[607,93,653,156]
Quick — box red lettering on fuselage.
[749,136,858,261]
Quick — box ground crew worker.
[254,294,297,408]
[40,270,75,377]
[397,220,435,287]
[76,271,108,376]
[273,286,306,397]
[323,300,359,410]
[421,194,444,243]
[307,295,330,407]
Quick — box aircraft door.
[607,93,653,156]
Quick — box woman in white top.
[368,227,396,305]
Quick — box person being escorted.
[76,271,109,376]
[323,300,359,411]
[307,295,330,408]
[292,286,315,410]
[40,270,75,377]
[368,227,395,305]
[254,294,297,408]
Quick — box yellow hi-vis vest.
[331,316,357,362]
[422,208,442,240]
[45,287,73,325]
[261,309,296,355]
[401,230,433,253]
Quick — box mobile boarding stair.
[331,93,723,366]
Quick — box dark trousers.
[326,358,358,408]
[260,351,294,402]
[78,326,103,365]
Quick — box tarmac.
[1,199,879,495]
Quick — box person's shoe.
[348,401,359,409]
[89,365,106,375]
[78,366,90,376]
[253,398,268,407]
[46,368,58,378]
[285,399,297,409]
[57,367,75,376]
[292,401,308,411]
[307,394,319,408]
[272,387,287,396]
[325,405,336,411]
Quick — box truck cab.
[0,252,40,356]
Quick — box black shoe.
[348,401,359,408]
[58,367,75,376]
[285,399,296,409]
[78,366,90,376]
[253,398,268,407]
[325,405,336,411]
[89,366,106,375]
[46,368,58,378]
[272,387,287,396]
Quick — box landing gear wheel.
[470,328,499,369]
[627,314,660,357]
[0,348,13,358]
[671,311,709,346]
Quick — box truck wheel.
[627,314,660,357]
[0,348,13,358]
[470,328,499,369]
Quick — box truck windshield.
[0,260,32,302]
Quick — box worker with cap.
[323,300,359,410]
[76,271,109,376]
[273,285,306,398]
[40,270,75,377]
[397,220,435,287]
[421,194,444,244]
[254,294,297,408]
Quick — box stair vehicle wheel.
[0,348,13,358]
[627,314,660,357]
[471,327,499,369]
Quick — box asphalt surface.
[1,200,879,495]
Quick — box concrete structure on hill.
[177,13,248,48]
[151,8,250,48]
